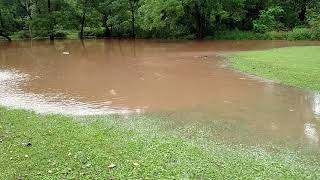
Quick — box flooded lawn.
[0,40,320,151]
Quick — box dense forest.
[0,0,320,41]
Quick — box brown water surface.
[0,39,320,149]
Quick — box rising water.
[0,39,319,149]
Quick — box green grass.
[229,46,320,91]
[1,107,320,179]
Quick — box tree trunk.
[80,11,86,39]
[131,10,136,38]
[299,0,307,23]
[103,13,111,37]
[48,0,54,41]
[195,4,205,39]
[17,0,33,20]
[35,0,41,14]
[130,1,136,38]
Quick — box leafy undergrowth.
[1,107,320,179]
[229,46,320,91]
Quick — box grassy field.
[1,107,320,179]
[229,46,320,91]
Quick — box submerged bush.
[11,31,31,40]
[82,27,105,38]
[213,30,267,40]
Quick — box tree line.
[0,0,319,41]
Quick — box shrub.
[82,27,105,38]
[265,31,287,40]
[253,6,284,33]
[309,18,320,40]
[54,30,67,38]
[287,28,312,40]
[213,30,267,40]
[11,31,31,40]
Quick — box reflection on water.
[313,93,320,117]
[304,123,319,145]
[0,39,320,150]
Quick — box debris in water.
[108,164,116,169]
[289,109,295,112]
[62,52,70,55]
[133,162,140,166]
[109,89,116,96]
[21,142,32,147]
[194,55,208,59]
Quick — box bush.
[82,27,105,38]
[287,28,312,40]
[11,31,31,40]
[253,6,284,33]
[213,30,267,40]
[265,31,287,40]
[54,30,67,38]
[309,19,320,40]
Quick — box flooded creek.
[0,39,320,150]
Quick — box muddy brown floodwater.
[0,39,320,150]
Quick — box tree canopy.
[0,0,319,40]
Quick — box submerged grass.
[229,46,320,91]
[1,107,320,179]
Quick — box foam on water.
[0,70,133,116]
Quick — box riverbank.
[1,107,320,179]
[229,46,320,91]
[5,28,320,41]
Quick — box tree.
[48,0,54,40]
[95,0,113,37]
[138,0,186,38]
[129,0,139,38]
[0,0,19,41]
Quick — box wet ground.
[0,39,320,150]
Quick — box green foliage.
[287,28,312,40]
[213,30,267,40]
[264,31,287,40]
[308,13,320,40]
[11,31,31,40]
[82,27,105,38]
[0,0,320,40]
[138,0,188,38]
[253,6,284,33]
